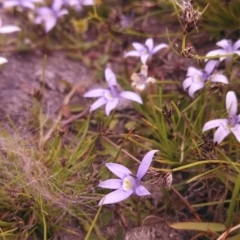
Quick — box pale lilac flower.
[206,39,240,62]
[131,65,156,92]
[3,0,43,10]
[125,38,168,65]
[202,91,240,144]
[98,150,158,205]
[35,0,68,33]
[0,19,21,65]
[183,60,228,98]
[84,68,143,116]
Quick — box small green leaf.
[109,119,119,131]
[169,222,226,232]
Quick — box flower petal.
[119,91,143,104]
[0,57,8,65]
[44,17,57,32]
[233,39,240,51]
[105,68,117,86]
[124,50,140,58]
[98,189,133,205]
[137,150,158,180]
[83,88,105,98]
[37,7,53,15]
[135,185,151,196]
[3,1,19,8]
[232,125,240,143]
[186,67,202,77]
[140,54,149,65]
[146,77,156,84]
[182,77,192,91]
[226,91,238,117]
[216,39,232,51]
[145,38,154,52]
[22,1,35,9]
[58,9,69,17]
[132,42,145,52]
[89,97,107,112]
[205,49,226,61]
[53,0,63,11]
[152,43,168,54]
[202,119,227,132]
[204,60,219,74]
[98,179,122,189]
[210,74,228,84]
[214,125,230,144]
[140,64,148,77]
[105,98,119,116]
[105,163,132,179]
[0,25,21,34]
[188,82,204,98]
[82,0,95,5]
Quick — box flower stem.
[181,34,186,50]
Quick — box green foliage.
[196,0,240,39]
[2,0,240,239]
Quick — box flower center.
[104,86,120,100]
[136,73,146,85]
[140,47,148,55]
[122,175,136,191]
[193,74,203,83]
[104,91,115,100]
[227,115,238,128]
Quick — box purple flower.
[202,91,240,144]
[206,39,240,62]
[183,60,228,98]
[84,68,143,116]
[3,0,43,10]
[98,150,158,205]
[125,38,168,65]
[35,0,68,32]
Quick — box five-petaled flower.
[206,39,240,62]
[35,0,68,32]
[202,91,240,144]
[84,68,143,116]
[98,150,158,205]
[131,65,156,92]
[0,18,21,65]
[125,38,168,65]
[183,60,228,98]
[3,0,43,10]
